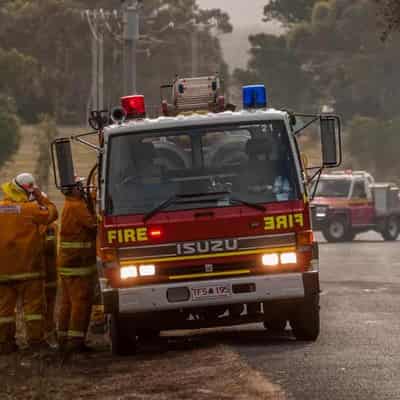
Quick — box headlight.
[120,266,138,280]
[262,253,279,267]
[315,206,328,218]
[139,264,156,277]
[280,252,297,264]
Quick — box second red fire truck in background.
[311,170,400,242]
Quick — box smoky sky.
[197,1,279,68]
[197,0,266,28]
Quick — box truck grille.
[162,261,256,281]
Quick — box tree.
[263,0,319,25]
[136,0,232,107]
[0,95,20,168]
[374,0,400,40]
[0,48,42,122]
[234,34,318,112]
[0,0,92,122]
[346,115,400,182]
[0,0,231,123]
[284,0,400,121]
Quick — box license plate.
[191,285,231,301]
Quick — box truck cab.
[311,171,400,242]
[52,80,342,355]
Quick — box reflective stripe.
[68,330,86,338]
[60,242,93,249]
[0,205,21,214]
[59,265,96,277]
[0,272,43,282]
[45,281,57,289]
[46,236,56,241]
[0,316,15,325]
[24,314,43,322]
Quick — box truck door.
[350,179,373,226]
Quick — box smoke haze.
[197,0,280,69]
[197,0,266,28]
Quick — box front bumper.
[103,271,319,314]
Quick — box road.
[231,232,400,400]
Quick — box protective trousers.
[44,227,58,339]
[44,285,57,338]
[0,280,44,348]
[58,275,94,345]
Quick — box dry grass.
[0,342,285,400]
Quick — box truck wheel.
[263,319,287,333]
[381,216,400,241]
[322,217,350,242]
[290,295,320,341]
[109,314,137,356]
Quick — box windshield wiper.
[143,194,180,223]
[143,192,229,222]
[143,192,266,223]
[228,196,266,212]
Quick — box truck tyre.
[290,295,320,341]
[263,319,287,333]
[381,216,400,241]
[322,217,351,242]
[110,314,137,356]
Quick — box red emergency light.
[121,95,146,119]
[149,228,163,239]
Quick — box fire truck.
[311,170,400,242]
[52,76,342,355]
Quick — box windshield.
[106,121,300,216]
[314,178,351,198]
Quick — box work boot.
[0,342,18,356]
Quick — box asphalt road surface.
[232,231,400,400]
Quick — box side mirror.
[320,116,341,168]
[51,138,76,189]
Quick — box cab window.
[352,181,367,199]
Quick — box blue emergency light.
[242,85,267,109]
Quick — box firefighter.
[57,179,97,352]
[0,173,58,355]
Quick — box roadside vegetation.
[235,0,400,182]
[0,0,231,172]
[0,95,20,169]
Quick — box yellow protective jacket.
[58,196,97,277]
[0,182,58,282]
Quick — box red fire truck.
[311,170,400,242]
[52,76,342,355]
